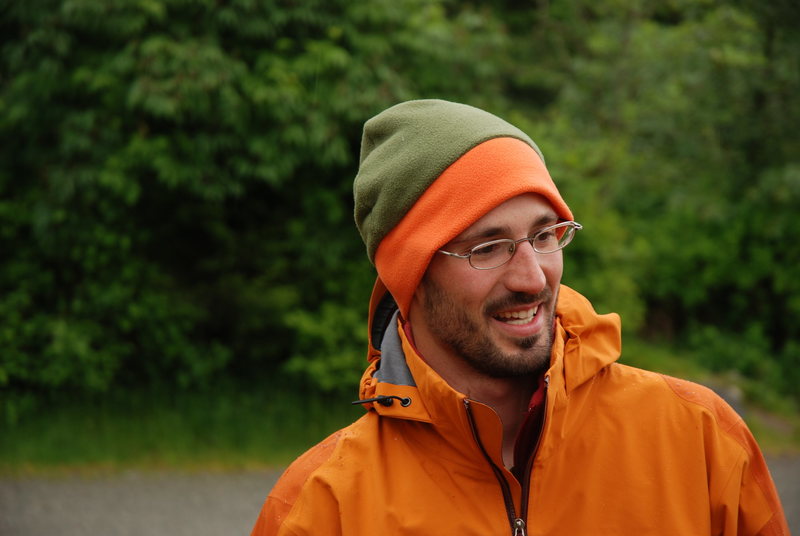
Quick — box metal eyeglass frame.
[437,220,583,270]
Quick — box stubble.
[419,277,557,378]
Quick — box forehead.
[452,193,558,243]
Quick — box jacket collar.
[356,278,622,421]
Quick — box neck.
[453,372,537,469]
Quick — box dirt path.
[0,458,796,535]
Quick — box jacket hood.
[356,277,622,420]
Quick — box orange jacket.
[252,284,788,535]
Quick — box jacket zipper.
[519,375,549,527]
[463,375,550,536]
[464,398,527,536]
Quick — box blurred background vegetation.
[1,0,799,470]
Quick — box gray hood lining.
[373,310,417,387]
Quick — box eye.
[533,229,557,244]
[471,243,498,257]
[471,240,508,257]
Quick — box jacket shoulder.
[599,364,789,534]
[660,373,789,534]
[604,363,743,427]
[655,372,769,475]
[251,411,386,536]
[657,373,742,426]
[250,428,345,536]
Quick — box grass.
[0,379,363,476]
[2,339,798,475]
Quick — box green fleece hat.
[352,99,572,317]
[354,99,546,262]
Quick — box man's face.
[410,193,564,378]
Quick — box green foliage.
[0,0,526,402]
[1,0,799,409]
[282,301,367,394]
[0,381,364,471]
[506,0,800,399]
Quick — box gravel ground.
[0,458,796,535]
[768,455,800,534]
[0,469,281,536]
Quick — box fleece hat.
[353,99,572,318]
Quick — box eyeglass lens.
[469,223,576,269]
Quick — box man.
[251,100,788,535]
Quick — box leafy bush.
[1,0,798,406]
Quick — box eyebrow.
[450,212,559,247]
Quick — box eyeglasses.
[437,221,583,270]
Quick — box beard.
[419,277,558,378]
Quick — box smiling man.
[251,100,788,535]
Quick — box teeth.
[495,306,538,325]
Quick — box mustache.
[484,290,552,315]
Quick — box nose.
[502,240,547,294]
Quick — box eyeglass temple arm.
[437,249,469,258]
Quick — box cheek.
[541,253,564,285]
[426,262,493,307]
[545,264,563,286]
[459,277,494,306]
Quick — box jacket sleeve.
[717,430,789,535]
[251,494,294,536]
[250,431,343,536]
[663,375,789,535]
[724,438,789,536]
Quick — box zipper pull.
[513,518,527,536]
